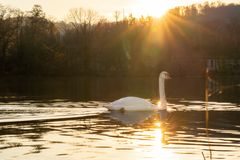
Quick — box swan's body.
[107,71,170,111]
[109,97,157,111]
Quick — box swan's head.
[160,71,171,80]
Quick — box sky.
[1,0,239,20]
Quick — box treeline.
[0,2,240,76]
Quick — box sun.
[134,0,174,18]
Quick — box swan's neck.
[159,77,167,109]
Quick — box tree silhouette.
[0,3,240,76]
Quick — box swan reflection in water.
[105,110,177,159]
[106,110,169,126]
[106,110,171,144]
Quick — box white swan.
[106,71,170,111]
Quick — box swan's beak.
[166,73,171,79]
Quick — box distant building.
[170,57,240,76]
[207,59,240,74]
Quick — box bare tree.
[67,8,99,30]
[113,10,121,23]
[66,8,100,73]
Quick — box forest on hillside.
[0,2,240,76]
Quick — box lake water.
[0,76,239,160]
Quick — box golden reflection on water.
[129,114,178,160]
[140,121,177,160]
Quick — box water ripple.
[0,100,239,160]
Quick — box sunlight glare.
[151,128,177,159]
[155,122,162,127]
[135,0,174,17]
[157,101,161,107]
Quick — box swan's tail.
[103,104,113,110]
